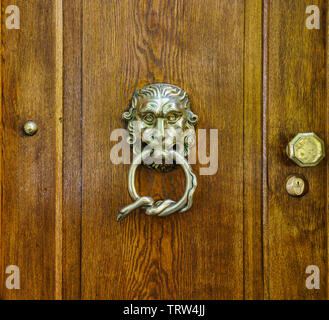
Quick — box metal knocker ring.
[117,150,197,221]
[117,83,198,222]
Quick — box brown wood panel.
[243,0,263,300]
[0,0,63,299]
[63,0,82,300]
[265,0,328,299]
[81,0,245,299]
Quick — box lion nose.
[156,118,165,138]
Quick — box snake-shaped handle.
[117,150,197,221]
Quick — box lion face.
[123,83,198,171]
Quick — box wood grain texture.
[265,0,328,299]
[63,0,82,300]
[243,0,263,300]
[81,0,245,299]
[0,0,63,299]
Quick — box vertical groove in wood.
[55,0,63,301]
[243,0,264,300]
[325,1,329,299]
[262,0,270,300]
[0,0,3,299]
[63,0,82,300]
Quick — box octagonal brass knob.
[286,133,325,167]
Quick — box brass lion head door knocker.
[117,83,198,221]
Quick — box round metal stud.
[23,121,38,136]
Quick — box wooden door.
[0,0,328,300]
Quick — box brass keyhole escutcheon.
[286,175,308,197]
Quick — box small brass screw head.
[286,133,325,167]
[286,175,308,197]
[23,121,38,136]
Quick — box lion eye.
[143,113,155,125]
[166,112,181,123]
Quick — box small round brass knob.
[23,121,38,136]
[286,133,325,167]
[286,175,308,197]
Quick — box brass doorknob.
[286,133,325,167]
